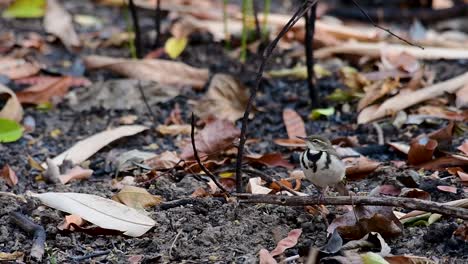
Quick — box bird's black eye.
[312,139,320,143]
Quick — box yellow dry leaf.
[112,186,162,210]
[164,37,188,59]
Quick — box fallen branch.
[315,42,468,60]
[10,212,46,262]
[236,194,468,220]
[358,71,468,124]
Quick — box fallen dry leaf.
[0,251,24,261]
[457,140,468,155]
[357,78,400,112]
[328,204,403,240]
[145,151,180,170]
[57,214,85,231]
[454,223,468,241]
[458,171,468,182]
[1,164,18,187]
[282,108,306,139]
[269,229,302,256]
[407,135,438,165]
[193,74,249,122]
[245,153,294,169]
[157,124,191,136]
[112,186,162,210]
[343,156,380,180]
[84,55,209,89]
[29,192,156,237]
[417,155,468,170]
[273,138,305,148]
[381,51,420,73]
[247,177,272,194]
[58,166,93,184]
[44,0,80,50]
[46,125,148,167]
[385,255,437,264]
[16,76,74,104]
[180,119,240,159]
[437,185,458,194]
[358,72,468,123]
[0,84,23,122]
[456,84,468,108]
[0,58,40,80]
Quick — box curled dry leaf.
[0,58,40,80]
[245,153,294,169]
[84,55,209,89]
[0,84,23,122]
[157,124,191,136]
[16,76,74,104]
[259,229,303,264]
[46,125,148,167]
[343,156,380,180]
[59,166,93,184]
[112,186,162,210]
[457,140,468,155]
[407,135,438,165]
[358,72,468,123]
[328,205,403,240]
[29,192,156,237]
[282,108,306,139]
[357,78,400,112]
[193,74,249,122]
[247,177,272,195]
[1,164,18,187]
[145,151,180,170]
[57,214,85,231]
[381,51,420,73]
[44,0,80,50]
[180,119,240,159]
[437,185,458,194]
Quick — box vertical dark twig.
[128,0,142,58]
[235,0,318,193]
[137,82,157,126]
[252,0,261,39]
[304,3,319,107]
[10,212,46,262]
[153,0,161,48]
[191,113,229,195]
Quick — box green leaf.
[164,37,188,59]
[2,0,46,19]
[326,89,354,102]
[0,118,23,143]
[36,102,53,111]
[309,107,335,120]
[361,252,389,264]
[268,66,307,79]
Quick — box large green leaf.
[0,118,23,143]
[2,0,46,19]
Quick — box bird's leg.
[316,186,328,204]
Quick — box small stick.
[190,113,229,195]
[235,0,319,193]
[304,3,319,107]
[252,0,261,39]
[10,212,46,262]
[153,0,161,47]
[350,0,423,49]
[128,0,143,58]
[243,168,299,196]
[372,122,384,145]
[236,194,468,220]
[137,81,157,126]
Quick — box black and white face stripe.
[300,149,323,173]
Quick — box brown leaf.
[1,164,18,187]
[84,55,209,89]
[16,76,74,104]
[0,58,40,79]
[385,255,436,264]
[245,153,294,169]
[457,171,468,182]
[145,151,180,170]
[282,108,306,139]
[273,138,305,148]
[15,76,91,87]
[437,185,457,194]
[269,229,302,256]
[457,140,468,155]
[343,156,380,180]
[58,166,93,184]
[357,78,400,112]
[407,135,438,165]
[112,186,163,210]
[417,155,468,170]
[180,119,240,159]
[456,84,468,108]
[358,72,468,123]
[381,51,420,73]
[400,188,431,200]
[57,214,85,231]
[157,124,191,135]
[0,83,23,122]
[454,223,468,241]
[193,74,249,122]
[328,205,403,240]
[44,0,81,51]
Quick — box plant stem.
[128,0,142,59]
[240,0,249,62]
[262,0,271,41]
[304,3,319,107]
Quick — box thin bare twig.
[350,0,424,49]
[128,0,143,58]
[235,0,319,193]
[137,81,158,126]
[236,194,468,220]
[190,113,229,195]
[304,2,318,107]
[372,122,384,145]
[153,0,161,47]
[10,212,46,262]
[243,168,300,196]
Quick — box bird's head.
[297,135,333,152]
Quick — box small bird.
[297,135,346,198]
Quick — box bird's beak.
[296,136,307,141]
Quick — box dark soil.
[1,1,467,263]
